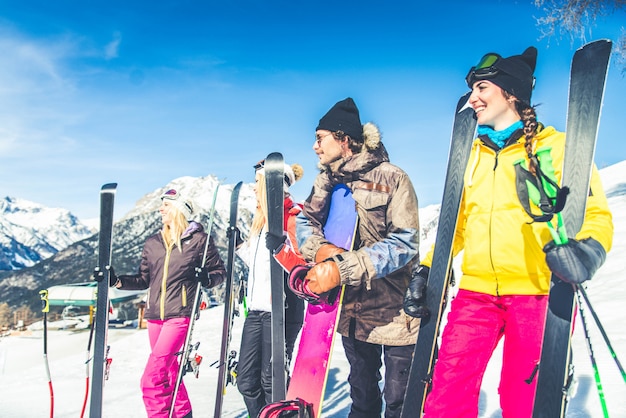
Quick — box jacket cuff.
[332,251,372,289]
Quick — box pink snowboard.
[286,184,357,417]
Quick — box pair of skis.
[213,181,244,417]
[400,39,613,417]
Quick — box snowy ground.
[1,164,625,417]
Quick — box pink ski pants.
[424,289,548,418]
[142,317,191,418]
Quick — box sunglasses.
[465,52,501,86]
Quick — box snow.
[0,162,625,418]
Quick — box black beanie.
[467,47,537,105]
[316,97,363,141]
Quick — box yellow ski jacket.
[422,124,613,296]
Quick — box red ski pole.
[80,307,95,418]
[40,290,54,418]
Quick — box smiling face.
[469,80,520,130]
[159,200,175,227]
[313,129,351,166]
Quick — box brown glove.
[305,260,341,294]
[315,243,345,263]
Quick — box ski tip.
[231,181,243,196]
[101,183,118,192]
[580,39,612,49]
[576,39,613,56]
[456,92,473,114]
[265,151,284,163]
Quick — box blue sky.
[1,0,624,220]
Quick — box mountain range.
[0,175,256,314]
[0,197,95,271]
[0,160,623,317]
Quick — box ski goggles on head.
[253,159,265,171]
[161,189,180,200]
[465,52,502,86]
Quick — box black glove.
[195,267,214,288]
[403,265,430,318]
[544,237,606,285]
[92,265,118,287]
[227,226,243,247]
[265,232,286,253]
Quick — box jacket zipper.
[160,245,172,320]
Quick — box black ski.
[532,39,612,418]
[400,93,476,417]
[169,184,220,418]
[265,151,287,401]
[89,182,117,418]
[214,181,243,418]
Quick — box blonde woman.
[109,188,226,418]
[235,159,305,418]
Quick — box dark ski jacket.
[297,122,421,345]
[118,221,226,320]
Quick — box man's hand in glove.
[315,243,345,263]
[403,265,430,318]
[305,260,341,294]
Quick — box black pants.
[342,336,414,418]
[236,310,303,418]
[237,311,273,418]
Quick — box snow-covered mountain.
[0,161,624,317]
[0,197,96,271]
[0,176,256,312]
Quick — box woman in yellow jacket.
[403,47,613,417]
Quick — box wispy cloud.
[104,31,122,60]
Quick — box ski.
[265,151,287,401]
[400,93,476,417]
[214,181,243,418]
[169,183,220,418]
[285,184,358,417]
[532,39,612,417]
[89,182,117,418]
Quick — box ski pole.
[80,310,96,418]
[576,290,609,417]
[577,285,626,384]
[39,290,54,418]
